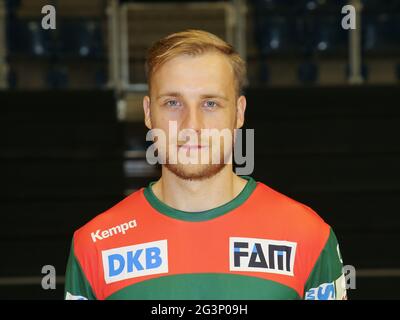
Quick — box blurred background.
[0,0,399,299]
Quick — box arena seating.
[0,90,125,299]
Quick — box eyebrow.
[156,92,229,101]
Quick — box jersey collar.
[143,175,257,222]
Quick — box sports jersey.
[65,176,347,300]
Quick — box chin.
[165,163,226,181]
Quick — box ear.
[235,95,246,129]
[143,95,152,129]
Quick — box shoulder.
[251,181,337,287]
[252,181,331,244]
[73,188,145,249]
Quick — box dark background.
[0,0,399,299]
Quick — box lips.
[178,145,208,150]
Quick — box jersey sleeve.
[64,238,97,300]
[304,227,347,300]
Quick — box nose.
[180,103,203,133]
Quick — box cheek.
[151,109,175,128]
[157,108,182,125]
[205,109,236,129]
[151,117,179,145]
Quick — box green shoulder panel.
[64,238,97,300]
[304,228,347,300]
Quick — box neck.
[151,165,247,212]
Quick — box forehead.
[151,52,235,96]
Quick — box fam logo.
[230,237,297,276]
[102,240,168,284]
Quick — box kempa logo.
[91,219,137,242]
[230,237,297,276]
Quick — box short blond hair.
[145,29,246,96]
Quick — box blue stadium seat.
[362,0,399,12]
[307,14,347,55]
[254,15,301,56]
[10,20,52,57]
[251,0,302,56]
[258,61,270,84]
[396,64,400,81]
[251,0,348,13]
[59,20,103,58]
[298,61,318,84]
[46,67,69,89]
[6,17,19,53]
[7,68,17,89]
[363,14,400,54]
[298,0,348,12]
[5,0,21,13]
[25,21,52,56]
[250,0,297,11]
[95,68,108,88]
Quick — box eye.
[204,100,218,109]
[165,100,181,108]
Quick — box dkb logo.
[102,240,168,284]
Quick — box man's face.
[143,52,246,180]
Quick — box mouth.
[178,145,208,150]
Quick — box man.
[65,29,347,300]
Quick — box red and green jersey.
[65,176,347,300]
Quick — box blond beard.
[161,120,236,181]
[164,141,232,181]
[164,162,227,181]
